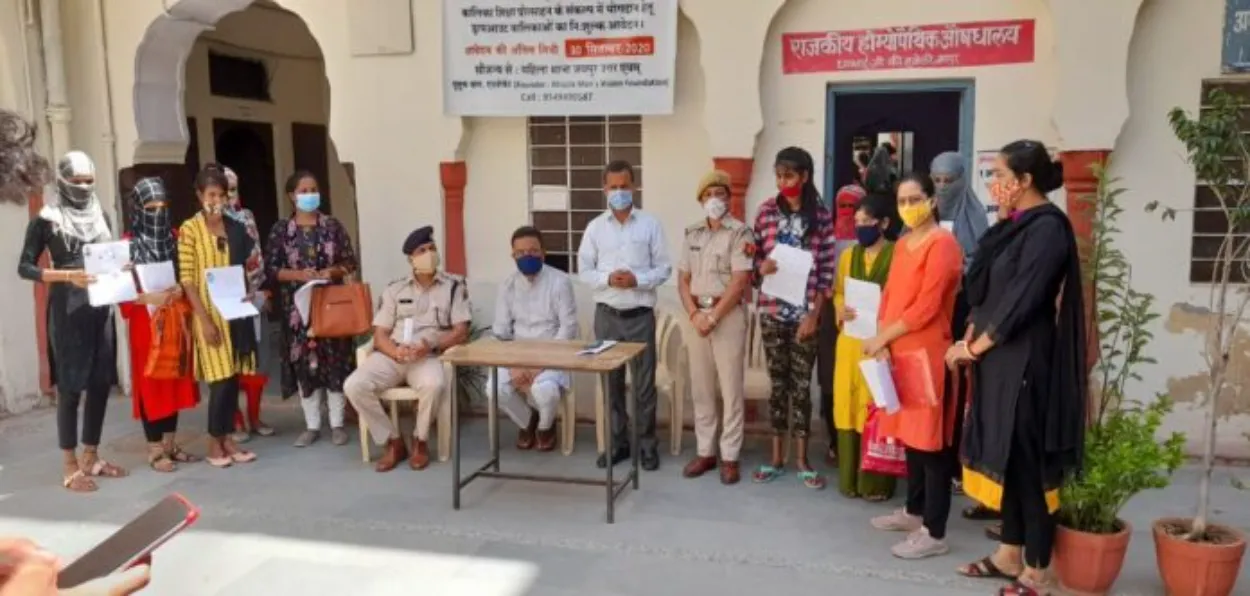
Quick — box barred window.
[527,115,642,273]
[1191,80,1250,283]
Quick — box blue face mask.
[515,254,544,276]
[295,193,321,213]
[607,189,633,211]
[855,225,882,247]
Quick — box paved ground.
[1,396,1247,595]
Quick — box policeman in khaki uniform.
[677,171,755,485]
[344,226,471,472]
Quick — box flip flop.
[957,556,1020,581]
[752,464,784,483]
[229,450,257,464]
[798,470,826,490]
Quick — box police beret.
[402,226,435,255]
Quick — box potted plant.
[1143,87,1250,596]
[1052,164,1187,595]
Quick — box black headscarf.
[129,177,175,264]
[863,146,897,195]
[965,203,1086,484]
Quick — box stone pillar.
[713,157,754,221]
[1060,149,1111,374]
[440,161,468,276]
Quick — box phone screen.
[57,494,199,589]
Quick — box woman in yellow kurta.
[832,193,898,500]
[179,166,259,468]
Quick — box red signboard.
[782,19,1035,74]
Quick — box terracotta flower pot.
[1153,517,1246,596]
[1053,520,1132,595]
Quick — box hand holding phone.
[56,494,198,590]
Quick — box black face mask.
[855,225,882,246]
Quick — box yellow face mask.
[898,201,934,229]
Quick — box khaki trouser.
[686,305,747,461]
[343,352,445,445]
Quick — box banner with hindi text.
[782,19,1035,74]
[443,1,679,116]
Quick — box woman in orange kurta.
[861,173,963,560]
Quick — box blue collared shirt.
[576,208,672,310]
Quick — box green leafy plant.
[455,323,490,410]
[1059,163,1186,534]
[1145,87,1250,541]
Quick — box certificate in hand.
[204,265,260,321]
[83,240,138,307]
[842,278,881,340]
[760,244,814,307]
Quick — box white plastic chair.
[485,367,578,455]
[355,339,452,463]
[593,308,688,456]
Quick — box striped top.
[178,213,256,382]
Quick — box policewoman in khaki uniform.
[343,226,471,472]
[677,170,755,485]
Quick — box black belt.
[597,304,653,319]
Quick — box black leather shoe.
[641,448,660,471]
[596,445,630,468]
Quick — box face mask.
[898,201,934,229]
[61,182,94,208]
[703,197,727,220]
[779,184,802,199]
[204,203,225,217]
[295,193,321,213]
[515,254,544,276]
[855,225,882,247]
[411,250,440,274]
[989,180,1022,208]
[607,189,633,211]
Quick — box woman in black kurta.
[17,151,125,492]
[946,140,1086,594]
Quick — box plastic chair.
[355,340,452,463]
[593,308,688,456]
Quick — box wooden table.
[440,338,647,524]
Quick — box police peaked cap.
[402,226,435,255]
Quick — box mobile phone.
[57,493,199,589]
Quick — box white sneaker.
[871,508,923,532]
[891,528,950,559]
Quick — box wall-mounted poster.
[1224,0,1250,72]
[782,19,1035,74]
[443,1,679,116]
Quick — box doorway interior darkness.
[212,119,279,244]
[824,81,975,202]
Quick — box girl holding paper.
[179,166,260,468]
[831,192,899,500]
[265,170,359,448]
[120,177,200,473]
[17,151,126,492]
[862,172,963,560]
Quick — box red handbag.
[860,405,907,477]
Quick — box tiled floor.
[1,396,1246,595]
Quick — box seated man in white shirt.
[492,226,579,451]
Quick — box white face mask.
[703,197,728,220]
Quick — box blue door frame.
[823,80,976,204]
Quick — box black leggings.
[207,377,240,438]
[138,400,179,443]
[905,447,954,539]
[1000,435,1057,568]
[57,384,112,451]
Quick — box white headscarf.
[39,151,111,249]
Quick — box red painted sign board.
[782,19,1035,74]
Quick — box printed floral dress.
[264,214,358,398]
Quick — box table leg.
[602,370,614,524]
[630,359,640,490]
[490,365,500,472]
[451,363,461,510]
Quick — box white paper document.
[843,278,882,340]
[760,244,814,307]
[83,241,138,307]
[577,340,618,355]
[858,359,901,414]
[204,265,259,321]
[402,319,415,344]
[293,280,328,325]
[134,261,178,315]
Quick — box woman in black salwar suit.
[945,140,1087,595]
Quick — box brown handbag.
[309,282,373,338]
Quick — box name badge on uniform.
[398,298,413,304]
[690,245,702,252]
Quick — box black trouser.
[207,377,240,438]
[1000,433,1057,568]
[816,300,837,445]
[57,383,112,451]
[138,400,179,443]
[594,305,658,451]
[905,447,954,539]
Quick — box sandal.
[956,556,1020,581]
[985,522,1004,541]
[228,450,257,464]
[148,452,177,473]
[797,470,826,490]
[206,455,233,468]
[752,464,785,483]
[81,454,128,478]
[998,575,1055,596]
[254,422,276,437]
[62,469,97,493]
[166,446,200,463]
[962,504,1000,521]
